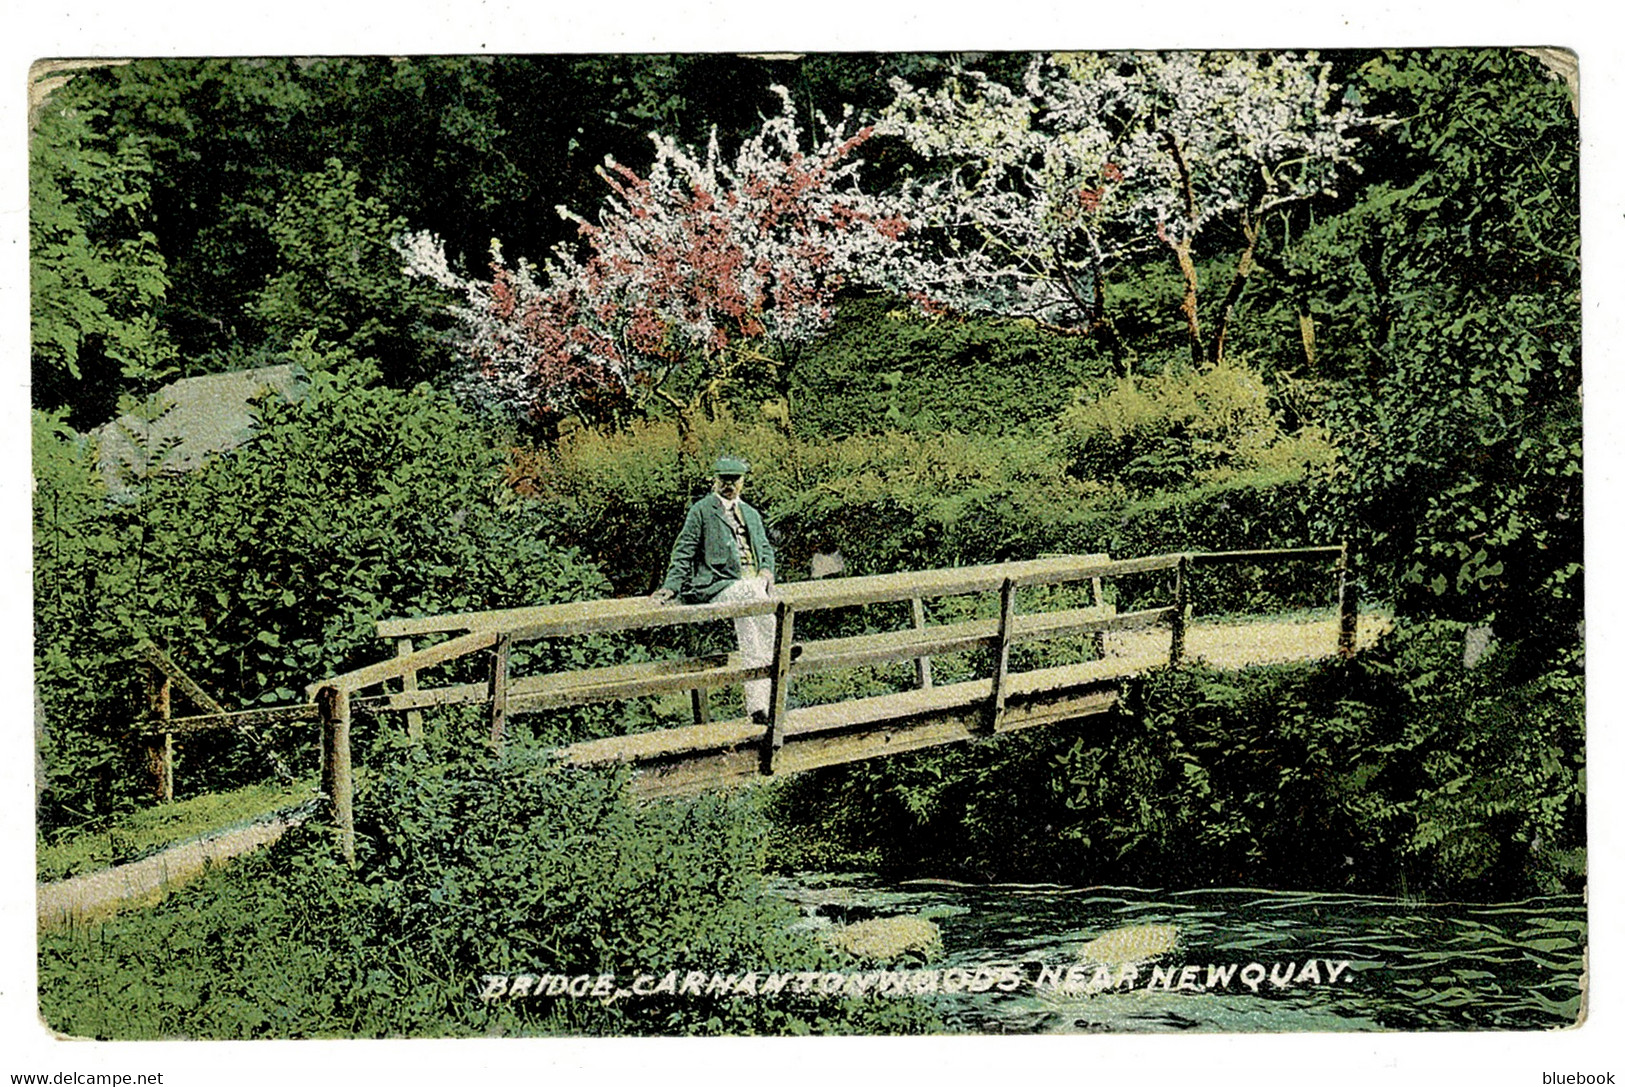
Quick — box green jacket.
[660,493,777,604]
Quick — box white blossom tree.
[880,51,1370,365]
[400,86,907,432]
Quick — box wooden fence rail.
[133,642,302,800]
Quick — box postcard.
[12,24,1607,1086]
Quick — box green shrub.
[1057,357,1335,492]
[767,618,1584,900]
[786,295,1112,439]
[251,158,452,387]
[33,340,612,833]
[514,406,1334,617]
[39,739,937,1038]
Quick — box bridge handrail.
[328,553,1116,697]
[324,547,1345,698]
[1188,545,1345,566]
[370,553,1132,642]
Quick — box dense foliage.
[252,158,453,385]
[30,89,174,426]
[771,620,1583,900]
[1308,51,1581,650]
[507,365,1332,599]
[40,739,934,1038]
[788,295,1113,437]
[33,343,609,832]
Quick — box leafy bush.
[1303,51,1579,649]
[30,93,174,425]
[252,158,453,387]
[33,341,611,833]
[513,404,1334,620]
[38,739,937,1038]
[1057,357,1335,492]
[786,295,1112,438]
[767,617,1584,900]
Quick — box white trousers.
[714,576,774,715]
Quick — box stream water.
[769,873,1587,1033]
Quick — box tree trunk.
[1171,237,1206,367]
[1162,132,1207,366]
[1209,216,1261,365]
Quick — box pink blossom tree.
[879,52,1370,366]
[400,86,906,434]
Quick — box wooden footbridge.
[140,546,1378,864]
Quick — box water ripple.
[771,874,1585,1033]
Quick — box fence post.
[684,622,710,724]
[1089,573,1107,658]
[1170,553,1189,666]
[144,667,174,803]
[982,578,1018,734]
[1337,543,1359,659]
[760,601,795,775]
[396,637,424,743]
[910,596,934,689]
[317,685,355,865]
[489,633,512,756]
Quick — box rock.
[823,915,943,963]
[1074,923,1179,965]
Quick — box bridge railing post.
[981,578,1018,734]
[1337,543,1359,659]
[1170,553,1189,666]
[317,685,355,866]
[760,601,795,774]
[1089,573,1107,658]
[910,596,934,689]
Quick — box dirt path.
[36,801,319,930]
[1107,613,1389,670]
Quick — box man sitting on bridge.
[649,456,779,724]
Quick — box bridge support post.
[981,578,1018,734]
[317,685,356,866]
[760,601,795,775]
[1337,543,1359,659]
[1170,554,1189,666]
[1089,573,1107,658]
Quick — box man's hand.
[649,588,677,606]
[761,569,776,592]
